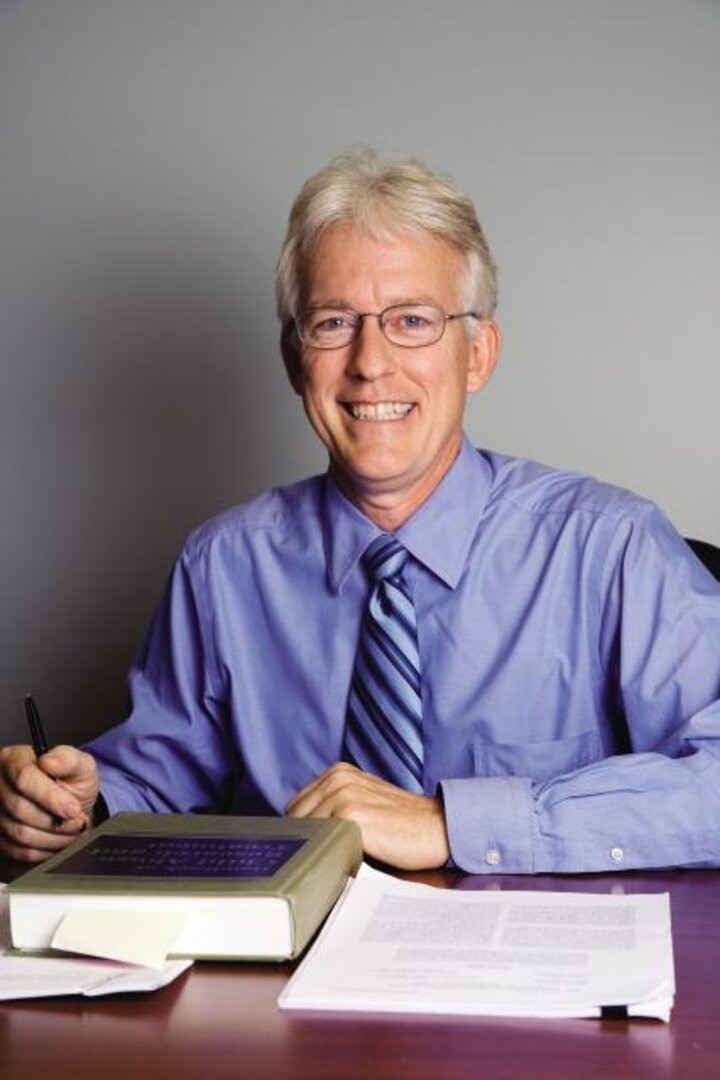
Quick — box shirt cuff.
[93,792,110,825]
[440,775,535,873]
[95,770,151,815]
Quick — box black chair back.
[685,538,720,582]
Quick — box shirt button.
[485,848,502,866]
[610,846,624,864]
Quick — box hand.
[286,762,449,870]
[0,744,100,862]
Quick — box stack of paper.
[0,884,192,1001]
[279,864,675,1021]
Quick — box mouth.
[344,402,415,421]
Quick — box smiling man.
[2,150,719,872]
[282,223,499,530]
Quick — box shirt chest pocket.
[473,729,604,785]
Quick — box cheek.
[299,372,340,433]
[419,363,469,412]
[301,357,342,398]
[297,369,328,408]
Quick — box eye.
[384,310,431,332]
[303,309,357,341]
[384,305,438,337]
[315,314,353,332]
[399,312,430,330]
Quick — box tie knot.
[362,535,408,582]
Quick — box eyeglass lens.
[299,304,448,348]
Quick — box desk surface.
[2,864,718,1080]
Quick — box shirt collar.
[322,435,493,592]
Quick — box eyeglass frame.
[294,303,481,350]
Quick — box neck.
[331,441,462,532]
[341,489,419,533]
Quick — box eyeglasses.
[295,303,480,350]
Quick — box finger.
[0,814,89,861]
[1,745,83,819]
[0,829,82,863]
[0,837,51,863]
[287,780,352,819]
[286,783,327,818]
[1,785,67,833]
[0,744,36,784]
[37,745,93,791]
[37,744,91,780]
[37,745,101,818]
[285,762,365,816]
[284,776,320,814]
[1,776,90,836]
[27,760,83,820]
[289,776,386,823]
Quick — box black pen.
[24,693,64,825]
[24,693,49,757]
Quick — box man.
[2,150,719,872]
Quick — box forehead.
[302,224,466,306]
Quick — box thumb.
[39,744,90,782]
[39,745,97,816]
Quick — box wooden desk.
[2,865,718,1080]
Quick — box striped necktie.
[343,534,424,792]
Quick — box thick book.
[7,813,363,961]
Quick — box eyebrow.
[305,295,441,310]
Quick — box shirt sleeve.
[85,547,238,815]
[441,507,720,873]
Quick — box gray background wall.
[2,0,718,746]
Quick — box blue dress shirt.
[86,437,720,873]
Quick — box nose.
[345,314,397,380]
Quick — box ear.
[281,322,304,395]
[466,318,501,395]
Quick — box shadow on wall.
[8,238,287,745]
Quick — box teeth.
[348,403,414,421]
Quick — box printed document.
[0,884,192,1000]
[279,864,675,1021]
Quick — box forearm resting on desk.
[286,762,450,870]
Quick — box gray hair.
[275,149,498,325]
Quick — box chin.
[344,450,413,485]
